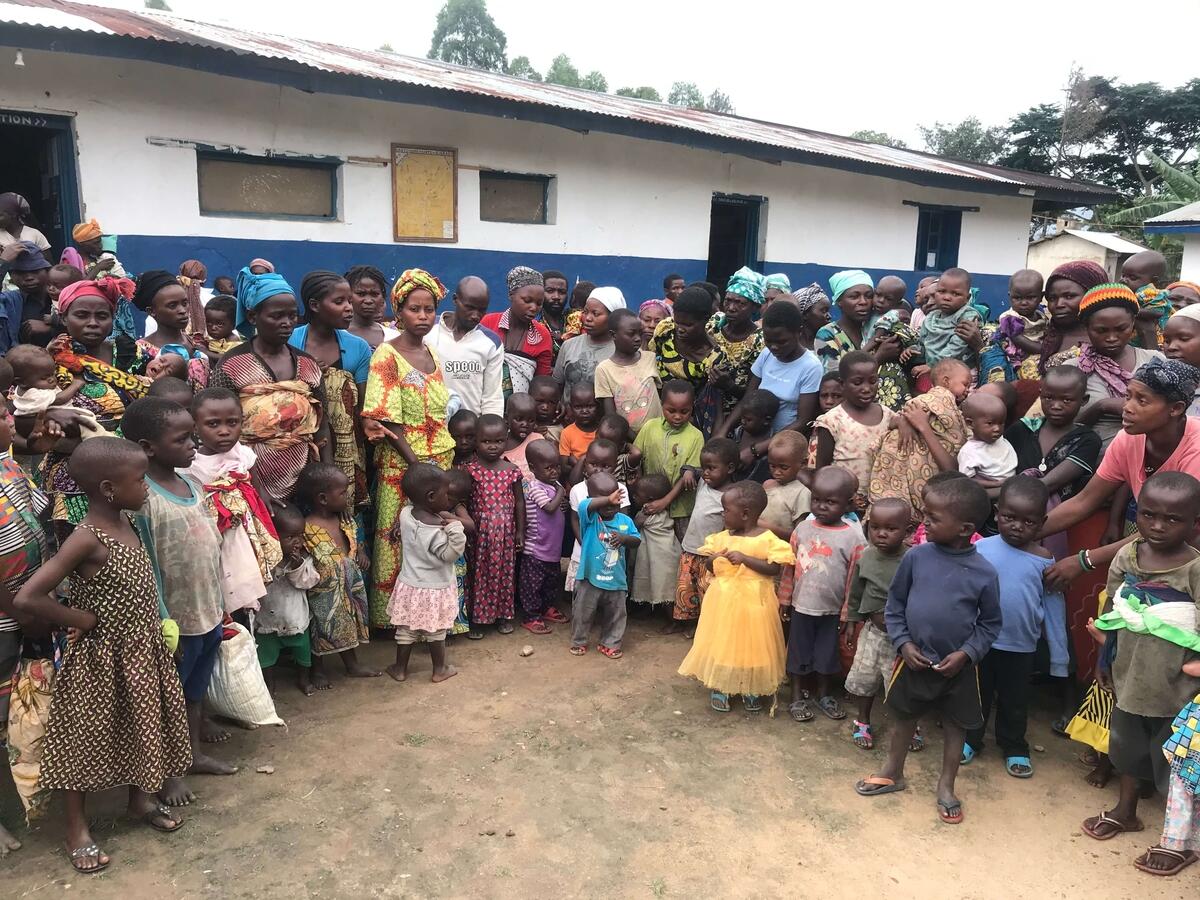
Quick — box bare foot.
[0,822,22,855]
[431,665,458,683]
[344,663,382,678]
[385,664,408,683]
[1086,759,1114,789]
[201,717,231,743]
[297,673,315,696]
[190,752,239,776]
[312,670,333,691]
[661,620,685,635]
[159,776,197,807]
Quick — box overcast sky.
[89,0,1197,147]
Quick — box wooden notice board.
[391,144,457,242]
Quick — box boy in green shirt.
[632,380,704,538]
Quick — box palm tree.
[1105,146,1200,226]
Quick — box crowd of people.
[1,190,1200,878]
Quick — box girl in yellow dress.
[678,481,795,712]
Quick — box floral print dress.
[305,518,370,655]
[464,459,522,625]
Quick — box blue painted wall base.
[118,235,1013,319]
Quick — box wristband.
[1077,549,1094,572]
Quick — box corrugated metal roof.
[0,0,1118,202]
[1145,200,1200,227]
[1032,228,1147,254]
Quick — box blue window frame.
[914,207,962,270]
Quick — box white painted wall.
[1182,234,1200,281]
[4,49,1032,273]
[1027,232,1116,281]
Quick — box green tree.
[616,86,662,102]
[850,129,908,149]
[706,89,735,115]
[506,55,542,82]
[428,0,507,72]
[668,81,705,109]
[581,71,608,93]
[1105,146,1200,224]
[377,42,395,53]
[545,54,582,88]
[918,117,1008,163]
[144,0,171,9]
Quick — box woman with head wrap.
[637,299,670,346]
[1064,284,1163,449]
[1162,303,1200,417]
[40,277,149,526]
[708,266,767,419]
[0,193,50,253]
[1167,281,1200,313]
[815,270,875,373]
[1038,260,1109,374]
[649,285,726,436]
[66,219,126,280]
[288,270,373,510]
[210,268,328,504]
[132,269,211,389]
[480,266,553,397]
[552,285,624,396]
[791,283,832,350]
[763,273,791,307]
[362,268,456,624]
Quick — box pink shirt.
[1096,416,1200,498]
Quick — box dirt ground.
[0,617,1189,899]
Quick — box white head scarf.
[588,286,627,312]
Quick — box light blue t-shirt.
[289,326,372,385]
[974,535,1061,654]
[751,348,823,433]
[577,498,640,592]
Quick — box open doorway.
[0,110,81,257]
[706,193,762,290]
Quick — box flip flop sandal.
[710,691,731,713]
[937,799,964,825]
[1133,847,1198,877]
[851,720,874,750]
[598,645,623,659]
[855,775,906,796]
[543,608,569,623]
[466,631,485,641]
[68,843,110,874]
[141,803,184,833]
[569,645,586,656]
[521,619,552,635]
[497,620,515,635]
[788,699,815,722]
[1005,756,1034,779]
[961,744,977,765]
[909,727,925,753]
[742,694,763,712]
[1082,811,1145,841]
[1051,715,1071,737]
[817,695,846,720]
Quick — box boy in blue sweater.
[855,476,1002,825]
[572,471,641,659]
[964,476,1061,777]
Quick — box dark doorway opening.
[706,193,762,290]
[0,111,81,258]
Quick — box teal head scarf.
[235,266,297,335]
[726,266,766,304]
[764,273,791,293]
[829,269,874,304]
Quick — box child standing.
[571,471,641,658]
[385,464,466,683]
[465,414,525,637]
[255,504,318,697]
[294,463,378,686]
[845,498,912,751]
[812,351,895,513]
[730,388,778,482]
[528,375,564,448]
[519,440,569,634]
[444,467,476,636]
[1137,682,1200,876]
[1082,472,1200,842]
[631,474,681,609]
[501,392,539,481]
[634,380,704,539]
[567,438,630,594]
[963,477,1061,777]
[552,286,620,395]
[919,267,983,369]
[957,392,1017,495]
[760,432,812,541]
[559,383,602,474]
[672,439,739,633]
[997,269,1047,380]
[817,372,843,417]
[186,387,282,615]
[678,481,795,712]
[778,467,865,722]
[122,397,237,807]
[448,409,477,465]
[595,414,633,484]
[15,438,191,873]
[856,476,1001,826]
[594,307,662,436]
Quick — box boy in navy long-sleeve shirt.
[855,474,1001,826]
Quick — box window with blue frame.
[197,151,338,219]
[913,207,962,271]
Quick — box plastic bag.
[205,621,284,727]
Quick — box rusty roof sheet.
[1,0,1117,201]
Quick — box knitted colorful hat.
[1078,282,1139,320]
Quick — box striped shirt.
[0,452,50,632]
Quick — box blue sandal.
[1005,756,1033,778]
[710,691,730,712]
[742,694,762,712]
[852,720,874,750]
[960,744,977,765]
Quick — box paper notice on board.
[443,220,455,239]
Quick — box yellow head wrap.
[391,268,446,307]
